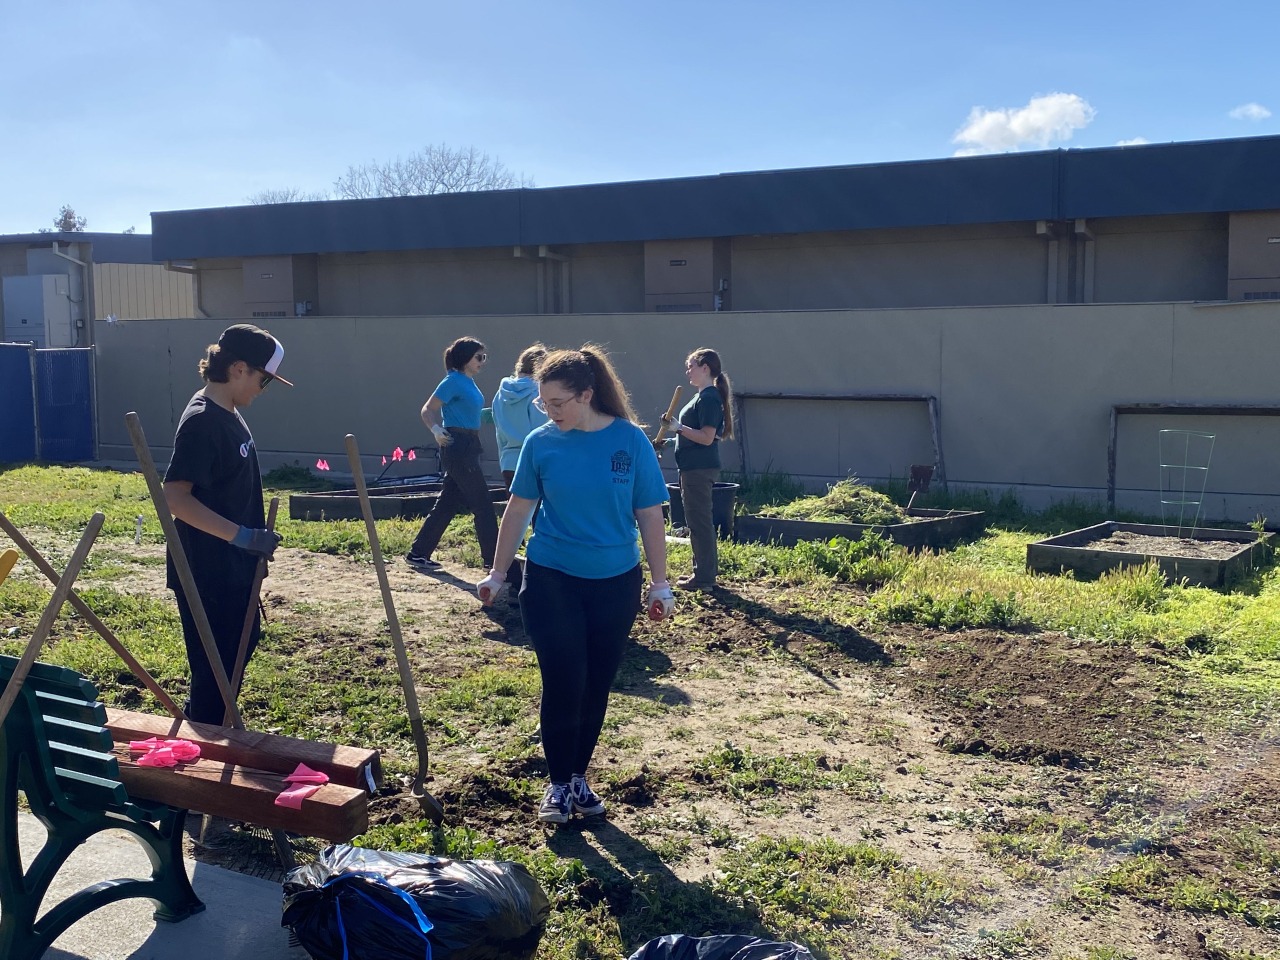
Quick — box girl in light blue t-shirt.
[475,345,675,825]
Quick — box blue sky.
[1,0,1275,234]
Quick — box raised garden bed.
[1026,521,1275,589]
[289,480,508,521]
[734,508,986,550]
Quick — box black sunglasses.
[257,369,275,388]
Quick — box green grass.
[5,464,1280,957]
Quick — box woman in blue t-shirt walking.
[406,337,498,572]
[475,345,675,824]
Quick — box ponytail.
[715,372,735,440]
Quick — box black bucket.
[666,482,739,540]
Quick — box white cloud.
[952,93,1096,156]
[1116,137,1149,146]
[1228,102,1272,121]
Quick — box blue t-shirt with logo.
[512,417,668,579]
[432,370,484,429]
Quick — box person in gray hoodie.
[492,343,549,490]
[489,343,549,595]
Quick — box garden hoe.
[345,433,446,824]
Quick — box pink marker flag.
[316,458,330,471]
[284,762,330,785]
[382,455,388,465]
[137,746,177,767]
[407,449,417,461]
[274,783,323,809]
[392,447,404,461]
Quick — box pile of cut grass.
[756,479,908,525]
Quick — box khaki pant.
[679,468,719,586]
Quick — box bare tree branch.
[334,143,531,199]
[246,187,330,205]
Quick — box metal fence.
[0,343,95,463]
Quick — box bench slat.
[53,766,129,807]
[117,757,368,842]
[34,688,102,726]
[105,709,383,792]
[48,739,117,776]
[42,715,114,753]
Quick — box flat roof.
[151,135,1280,261]
[0,232,156,264]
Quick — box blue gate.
[0,342,38,462]
[0,343,95,463]
[34,348,96,462]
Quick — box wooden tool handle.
[652,386,684,446]
[226,496,279,723]
[343,435,428,748]
[0,510,184,719]
[0,513,104,729]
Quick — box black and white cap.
[217,323,293,386]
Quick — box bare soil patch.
[1091,530,1254,560]
[64,546,1280,956]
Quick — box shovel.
[344,433,445,824]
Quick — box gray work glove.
[231,525,282,559]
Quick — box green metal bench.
[0,654,204,960]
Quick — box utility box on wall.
[242,254,319,318]
[2,275,74,347]
[1227,210,1280,300]
[644,238,730,312]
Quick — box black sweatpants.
[521,561,642,783]
[174,580,260,725]
[410,431,498,567]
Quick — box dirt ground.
[81,545,1280,958]
[1090,530,1256,561]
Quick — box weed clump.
[758,479,909,525]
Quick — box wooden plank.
[116,755,368,842]
[104,708,383,792]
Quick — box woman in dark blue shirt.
[662,347,734,591]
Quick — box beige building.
[91,136,1280,524]
[0,233,194,348]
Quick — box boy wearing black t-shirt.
[162,324,291,723]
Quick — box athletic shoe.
[538,782,572,824]
[569,774,605,816]
[405,553,441,570]
[676,575,716,591]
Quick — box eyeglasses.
[533,393,580,414]
[474,352,487,363]
[257,369,275,389]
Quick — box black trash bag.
[627,934,816,960]
[282,843,550,960]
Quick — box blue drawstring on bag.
[323,870,434,960]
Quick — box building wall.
[731,223,1051,309]
[92,262,195,320]
[93,300,1280,523]
[318,248,540,316]
[1090,214,1228,303]
[186,213,1243,318]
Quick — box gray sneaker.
[405,553,441,570]
[538,782,572,824]
[569,774,605,816]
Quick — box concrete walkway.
[18,812,305,960]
